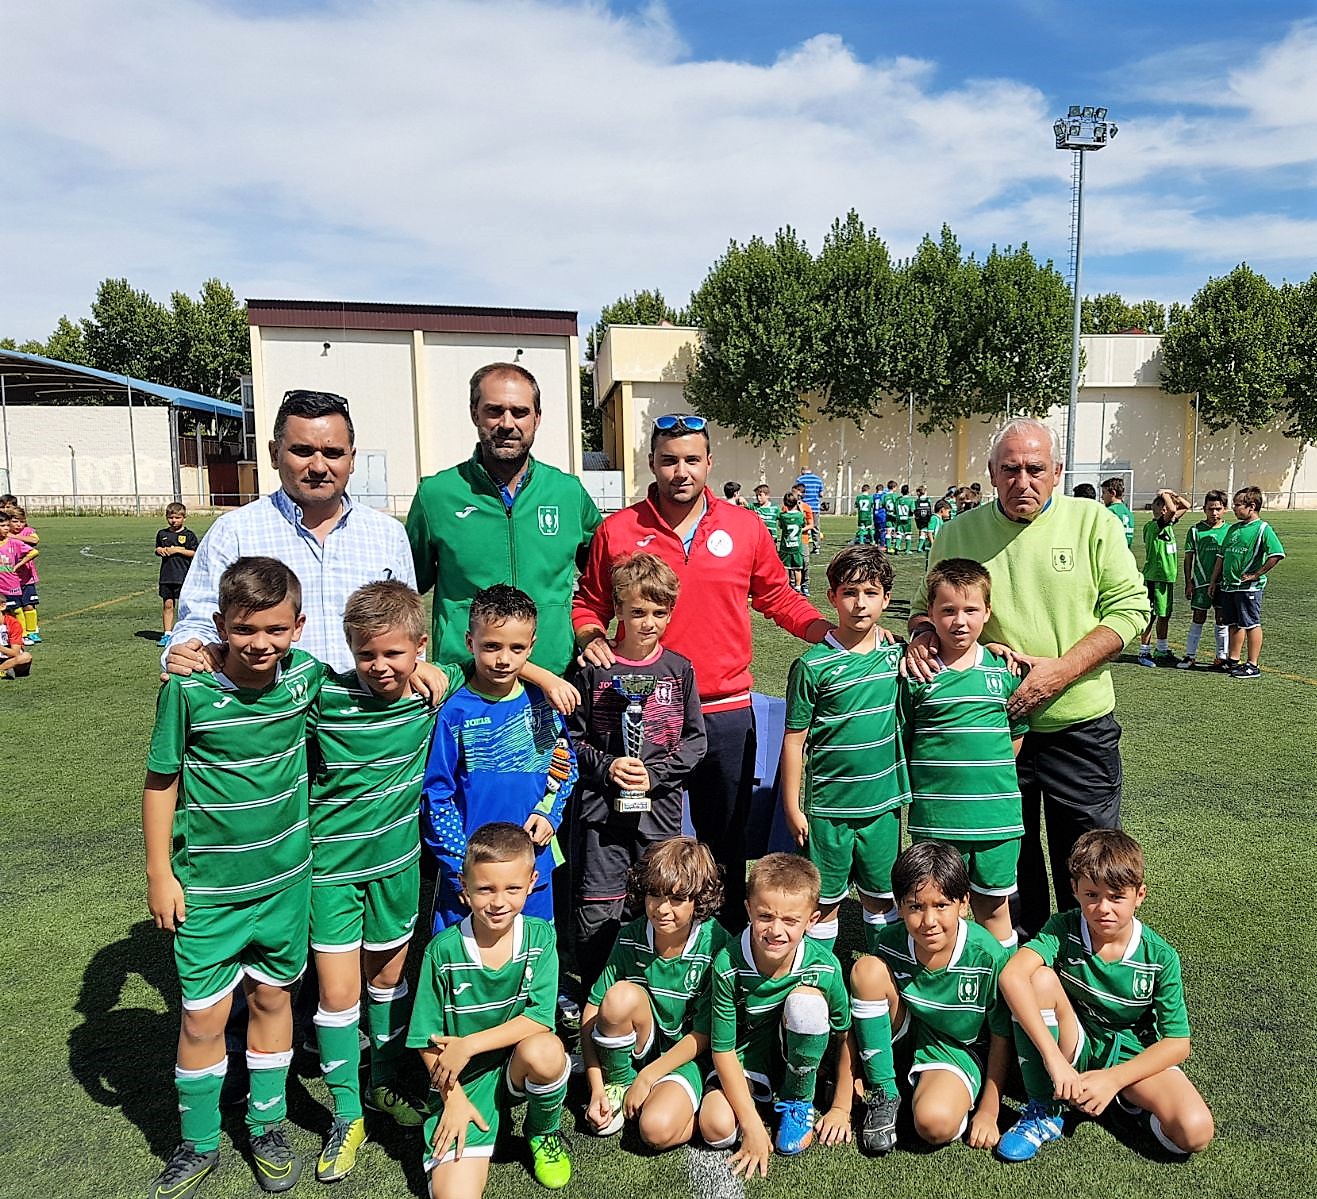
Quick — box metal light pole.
[1054,105,1117,479]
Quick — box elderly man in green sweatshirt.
[906,418,1149,936]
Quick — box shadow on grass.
[134,629,165,642]
[68,920,181,1158]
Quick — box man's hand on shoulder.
[162,639,223,683]
[1005,653,1069,718]
[901,623,942,681]
[576,630,616,670]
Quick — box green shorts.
[780,548,806,570]
[423,1057,517,1169]
[913,834,1020,896]
[310,860,420,953]
[174,873,311,1010]
[1145,580,1174,618]
[893,1010,987,1106]
[706,1039,782,1107]
[895,519,915,535]
[807,810,901,905]
[1073,1020,1148,1073]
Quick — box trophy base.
[614,794,652,814]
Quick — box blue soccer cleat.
[773,1099,816,1155]
[997,1099,1065,1162]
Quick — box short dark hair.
[783,492,798,508]
[463,822,537,873]
[627,836,723,920]
[650,422,711,453]
[1072,483,1098,500]
[1234,485,1264,511]
[723,481,741,499]
[1204,489,1228,506]
[1067,829,1144,891]
[469,583,537,630]
[933,498,951,514]
[892,840,970,905]
[826,544,894,593]
[469,363,541,414]
[217,556,301,618]
[273,390,354,446]
[165,501,187,517]
[925,557,991,605]
[1101,476,1125,499]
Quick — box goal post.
[1064,466,1135,506]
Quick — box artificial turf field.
[5,510,1316,1199]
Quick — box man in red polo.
[572,414,830,928]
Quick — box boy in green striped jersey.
[907,558,1027,948]
[582,837,726,1147]
[781,544,909,956]
[699,855,851,1171]
[306,582,467,1180]
[997,831,1214,1162]
[144,558,324,1198]
[1177,490,1230,670]
[825,842,1012,1157]
[1209,486,1287,679]
[408,823,572,1194]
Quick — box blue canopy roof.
[0,348,243,418]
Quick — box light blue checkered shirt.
[165,490,417,673]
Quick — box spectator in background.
[723,481,749,508]
[1072,483,1098,500]
[795,467,825,554]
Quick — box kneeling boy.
[408,823,573,1194]
[700,854,850,1177]
[997,830,1214,1161]
[144,557,323,1197]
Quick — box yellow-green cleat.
[529,1131,572,1189]
[316,1117,367,1183]
[364,1084,427,1128]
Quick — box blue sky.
[3,0,1314,343]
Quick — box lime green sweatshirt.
[915,494,1149,732]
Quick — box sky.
[3,0,1315,344]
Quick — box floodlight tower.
[1054,105,1117,477]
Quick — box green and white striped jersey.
[588,916,727,1046]
[710,929,849,1057]
[906,645,1026,841]
[1184,519,1230,590]
[1026,910,1190,1045]
[405,914,558,1079]
[308,664,464,885]
[146,648,324,906]
[785,635,910,818]
[870,918,1010,1044]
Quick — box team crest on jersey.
[986,673,1004,696]
[286,675,309,702]
[956,975,979,1004]
[1052,547,1075,572]
[654,679,677,706]
[683,962,704,993]
[798,969,820,988]
[537,506,560,536]
[1131,967,1156,999]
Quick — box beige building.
[593,326,1317,508]
[248,300,583,510]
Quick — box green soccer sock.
[779,990,831,1103]
[523,1059,571,1138]
[245,1049,294,1136]
[1013,1008,1066,1114]
[851,997,897,1098]
[175,1060,227,1153]
[316,1003,364,1120]
[591,1028,639,1088]
[862,907,902,957]
[365,980,411,1089]
[806,917,839,955]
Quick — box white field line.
[80,543,148,565]
[686,1144,745,1199]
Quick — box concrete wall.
[250,324,581,503]
[0,403,173,497]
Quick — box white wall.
[0,403,173,497]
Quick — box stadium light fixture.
[1054,104,1118,477]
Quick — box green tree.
[1160,264,1289,434]
[966,244,1072,422]
[1,316,91,363]
[1280,272,1317,444]
[811,211,899,423]
[1082,293,1167,334]
[166,279,250,401]
[81,278,173,381]
[686,229,820,444]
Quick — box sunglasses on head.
[653,413,707,434]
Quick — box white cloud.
[2,1,1314,343]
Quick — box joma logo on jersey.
[956,975,979,1004]
[463,716,493,728]
[1131,967,1156,999]
[1052,547,1075,572]
[537,506,560,536]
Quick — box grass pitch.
[5,512,1316,1199]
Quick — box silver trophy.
[612,674,658,813]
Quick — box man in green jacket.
[405,363,602,674]
[906,418,1149,938]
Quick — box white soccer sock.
[1150,1113,1190,1155]
[806,918,839,942]
[1215,623,1229,658]
[1156,638,1168,653]
[998,932,1019,950]
[782,990,831,1036]
[1184,622,1204,659]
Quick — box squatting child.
[781,544,909,956]
[826,841,1011,1157]
[1178,490,1231,671]
[421,584,577,933]
[565,552,706,990]
[997,829,1214,1162]
[1137,488,1190,666]
[699,854,851,1173]
[906,558,1027,947]
[156,501,199,648]
[408,823,573,1195]
[581,837,726,1148]
[144,557,323,1198]
[1209,486,1286,679]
